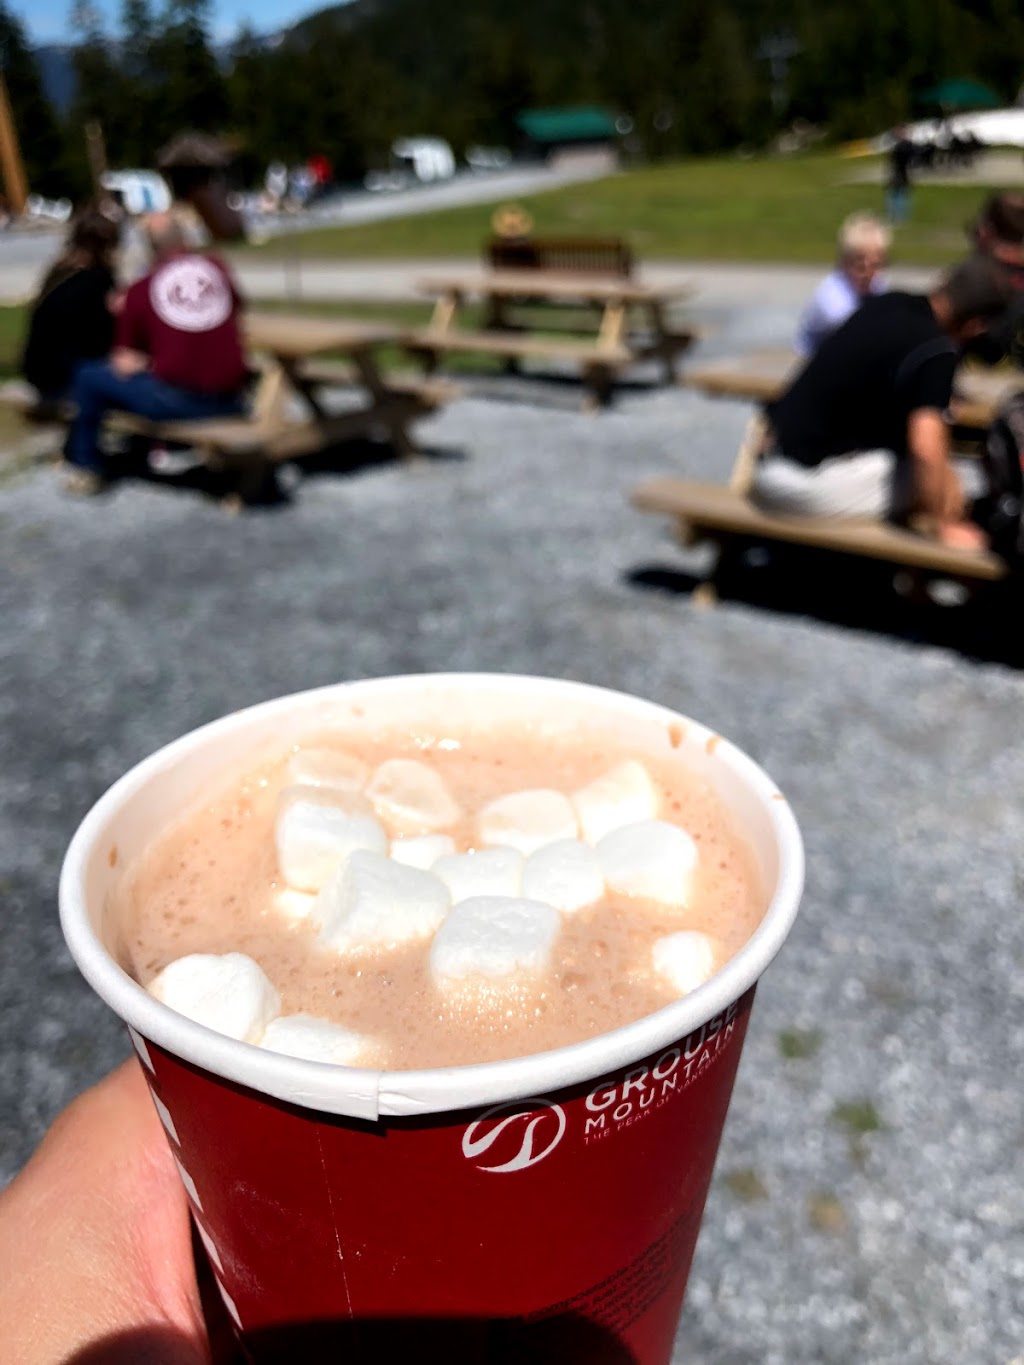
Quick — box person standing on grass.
[64,213,248,496]
[886,126,915,225]
[795,212,891,357]
[753,255,1014,548]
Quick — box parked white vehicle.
[390,137,456,183]
[99,170,172,215]
[465,145,512,172]
[25,194,73,223]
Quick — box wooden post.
[0,72,28,215]
[85,121,107,191]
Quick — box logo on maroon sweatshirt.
[150,257,232,333]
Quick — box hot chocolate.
[114,724,764,1070]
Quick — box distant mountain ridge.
[29,6,322,116]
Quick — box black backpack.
[980,391,1024,564]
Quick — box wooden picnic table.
[239,312,446,462]
[684,347,1022,433]
[86,314,437,460]
[100,310,450,487]
[632,414,1008,609]
[6,311,454,500]
[407,268,697,406]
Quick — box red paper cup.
[60,675,803,1364]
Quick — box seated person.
[963,192,1024,368]
[795,212,891,356]
[20,208,120,408]
[65,213,248,492]
[753,255,1014,548]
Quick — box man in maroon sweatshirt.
[66,213,248,489]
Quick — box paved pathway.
[0,159,610,303]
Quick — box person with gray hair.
[795,212,892,356]
[755,254,1015,550]
[64,211,248,494]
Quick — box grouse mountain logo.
[461,1098,567,1173]
[460,1003,743,1170]
[150,257,232,333]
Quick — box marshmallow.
[433,846,524,903]
[596,820,699,908]
[287,747,369,795]
[261,1014,374,1065]
[652,932,719,995]
[522,839,604,913]
[366,759,462,835]
[273,888,318,922]
[430,896,562,983]
[572,760,660,845]
[275,787,387,892]
[477,790,578,856]
[311,850,450,953]
[148,953,280,1043]
[390,833,456,870]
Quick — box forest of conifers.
[5,0,1023,198]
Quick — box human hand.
[111,348,148,378]
[0,1061,210,1364]
[938,520,989,550]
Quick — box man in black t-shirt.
[754,255,1013,548]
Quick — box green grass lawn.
[0,304,25,377]
[240,153,990,266]
[0,305,34,448]
[0,298,514,400]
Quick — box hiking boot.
[62,467,110,497]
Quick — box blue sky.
[16,0,322,45]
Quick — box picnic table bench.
[684,347,1021,435]
[406,269,696,407]
[10,313,454,492]
[485,234,634,278]
[632,416,1007,606]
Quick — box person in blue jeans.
[65,213,248,494]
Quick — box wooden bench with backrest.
[486,235,634,278]
[631,416,1007,603]
[481,239,640,349]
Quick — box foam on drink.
[114,725,764,1070]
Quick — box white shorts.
[751,449,905,520]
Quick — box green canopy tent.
[517,107,619,150]
[917,78,1001,110]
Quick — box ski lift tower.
[0,48,28,214]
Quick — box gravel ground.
[2,311,1023,1363]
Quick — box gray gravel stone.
[1,334,1022,1363]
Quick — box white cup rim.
[60,674,804,1121]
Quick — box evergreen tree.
[150,0,228,145]
[68,0,129,184]
[118,0,158,163]
[54,0,1024,193]
[0,2,67,197]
